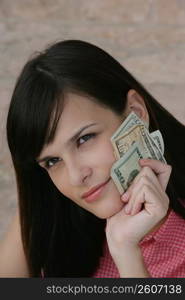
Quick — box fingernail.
[124,204,130,214]
[140,159,147,163]
[121,191,129,200]
[130,209,135,216]
[139,159,150,165]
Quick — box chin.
[94,200,124,219]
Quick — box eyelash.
[44,133,96,169]
[77,133,96,147]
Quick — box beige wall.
[0,0,185,239]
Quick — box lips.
[81,178,111,202]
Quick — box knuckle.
[160,205,169,218]
[167,164,172,172]
[144,166,151,172]
[142,182,150,190]
[141,166,151,175]
[164,195,170,208]
[140,175,149,185]
[155,196,170,218]
[152,205,167,220]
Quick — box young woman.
[1,40,185,278]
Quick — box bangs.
[35,66,65,147]
[45,93,64,145]
[28,67,65,161]
[7,62,65,166]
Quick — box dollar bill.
[111,140,152,194]
[150,130,164,155]
[112,124,158,160]
[111,111,149,143]
[110,112,166,193]
[147,132,166,163]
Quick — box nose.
[66,158,92,186]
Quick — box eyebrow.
[37,123,98,163]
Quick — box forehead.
[57,92,113,132]
[39,93,119,157]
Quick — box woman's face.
[38,93,126,219]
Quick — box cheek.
[95,140,116,167]
[46,139,116,199]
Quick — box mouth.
[82,178,111,203]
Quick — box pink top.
[92,209,185,278]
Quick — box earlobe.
[125,89,149,125]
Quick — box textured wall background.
[0,0,185,240]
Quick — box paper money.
[110,112,166,194]
[111,111,148,143]
[111,140,151,194]
[150,130,164,154]
[112,124,158,160]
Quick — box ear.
[124,89,149,125]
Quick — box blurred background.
[0,0,185,240]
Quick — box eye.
[44,157,61,169]
[77,133,96,147]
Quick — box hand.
[122,158,171,217]
[106,159,171,263]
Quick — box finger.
[124,172,166,215]
[121,164,152,201]
[133,165,162,193]
[124,167,163,214]
[130,183,158,216]
[124,184,148,215]
[139,159,172,190]
[130,200,143,216]
[121,190,130,203]
[131,182,169,217]
[124,175,153,215]
[129,184,159,216]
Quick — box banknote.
[147,132,166,163]
[150,130,164,155]
[112,124,158,160]
[112,116,166,163]
[111,111,148,143]
[111,140,151,194]
[110,112,166,193]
